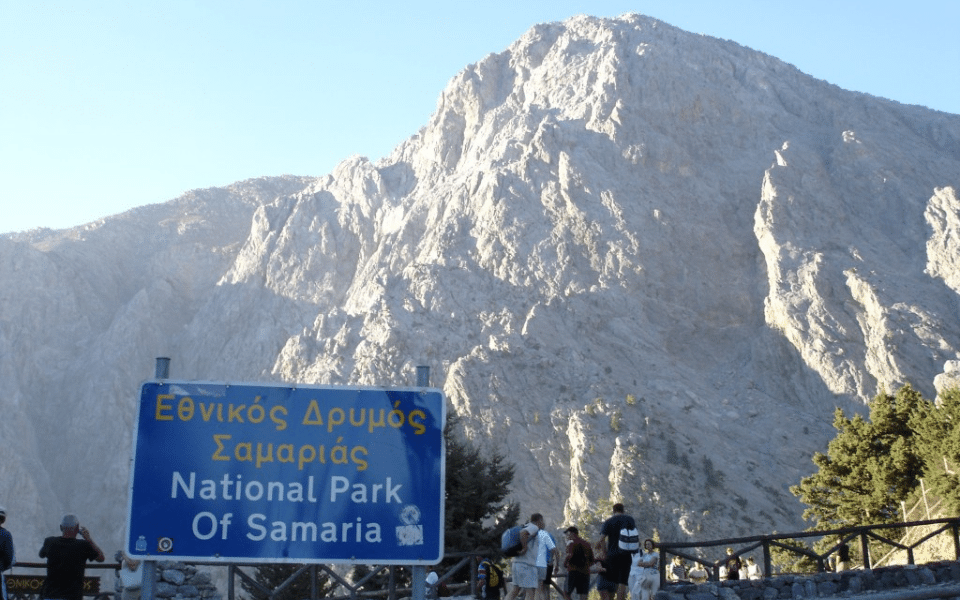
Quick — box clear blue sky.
[2,1,957,234]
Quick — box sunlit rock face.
[1,14,958,554]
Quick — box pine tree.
[443,415,519,554]
[350,564,397,595]
[909,387,960,515]
[791,385,925,528]
[239,563,333,600]
[352,415,519,590]
[863,385,925,520]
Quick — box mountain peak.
[2,14,959,554]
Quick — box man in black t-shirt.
[595,504,636,600]
[39,515,104,600]
[0,507,14,600]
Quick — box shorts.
[607,553,633,586]
[596,572,618,593]
[566,571,590,595]
[537,567,548,583]
[512,562,539,590]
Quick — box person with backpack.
[503,515,541,600]
[595,503,638,600]
[477,557,505,600]
[562,526,594,600]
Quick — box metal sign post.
[139,357,170,600]
[412,366,431,600]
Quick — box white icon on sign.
[396,504,423,546]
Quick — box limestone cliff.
[1,14,958,554]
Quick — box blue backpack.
[500,525,524,557]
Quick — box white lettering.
[193,512,218,540]
[170,472,329,502]
[385,478,402,503]
[270,521,286,541]
[292,521,317,541]
[244,516,381,543]
[247,514,266,540]
[171,471,194,498]
[328,476,403,503]
[245,481,264,501]
[267,481,284,500]
[200,480,216,499]
[330,476,350,501]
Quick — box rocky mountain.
[2,13,959,560]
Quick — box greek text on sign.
[125,381,445,564]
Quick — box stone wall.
[111,560,960,600]
[657,562,960,600]
[115,562,222,600]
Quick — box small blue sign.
[125,381,445,564]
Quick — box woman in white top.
[745,557,762,580]
[629,539,659,600]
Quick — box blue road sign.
[125,381,445,564]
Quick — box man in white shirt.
[504,516,541,600]
[533,515,556,600]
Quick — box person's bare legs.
[536,581,546,600]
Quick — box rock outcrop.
[1,14,958,556]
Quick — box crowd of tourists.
[475,503,767,600]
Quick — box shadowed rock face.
[1,14,958,554]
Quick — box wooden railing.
[655,517,960,586]
[7,554,482,600]
[7,562,121,600]
[11,519,960,600]
[224,552,481,600]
